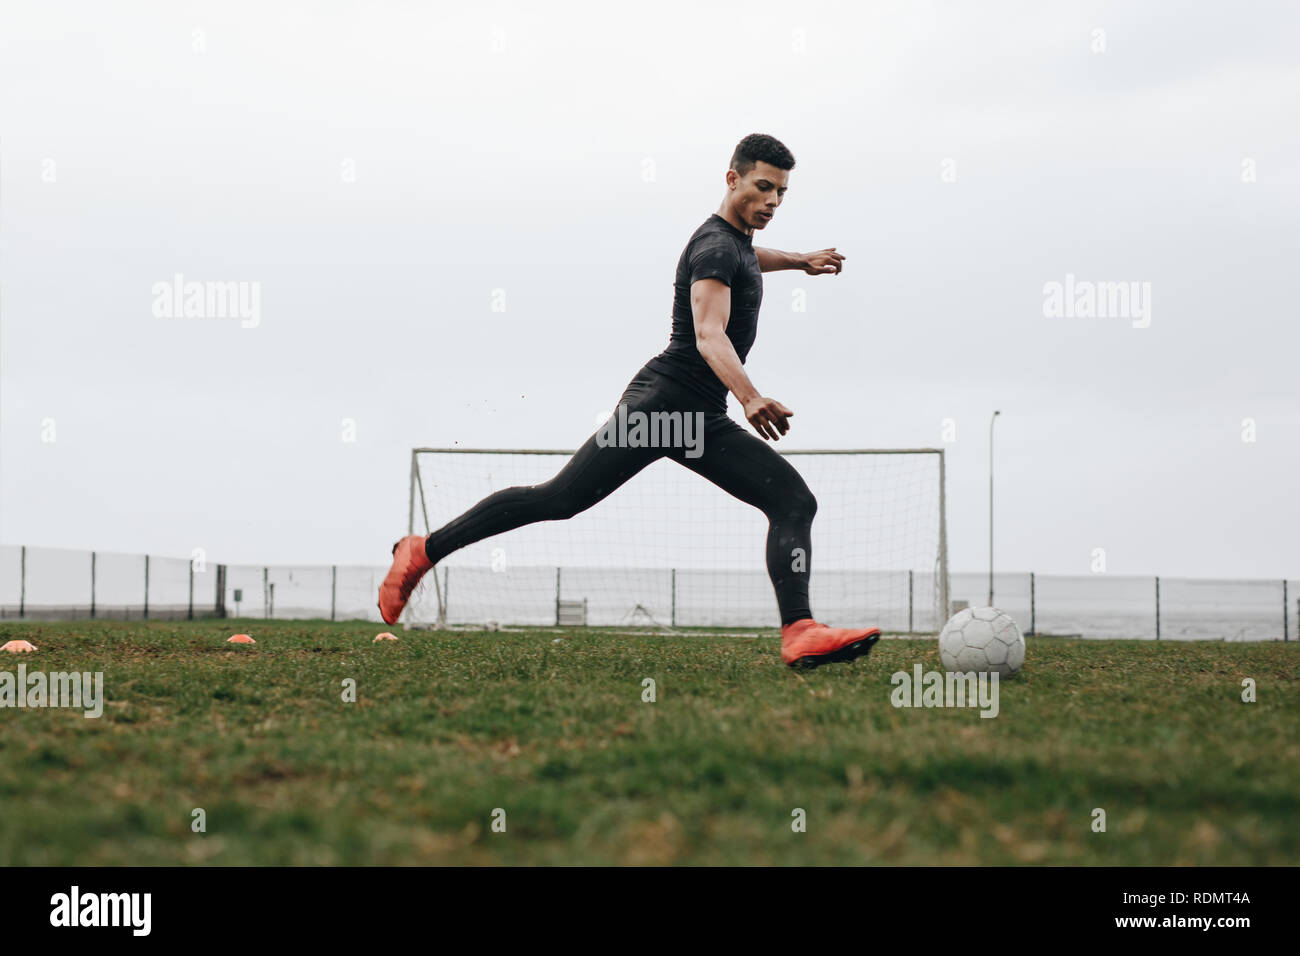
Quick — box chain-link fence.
[0,544,1293,640]
[947,571,1295,641]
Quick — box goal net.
[405,448,948,633]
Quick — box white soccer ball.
[938,606,1025,676]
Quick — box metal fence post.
[555,567,561,626]
[143,554,150,620]
[1154,575,1160,640]
[263,567,269,619]
[908,569,914,633]
[442,566,450,627]
[215,564,227,618]
[188,561,194,621]
[671,568,677,628]
[937,449,950,630]
[1284,580,1289,642]
[90,551,97,620]
[1029,571,1036,636]
[331,565,337,621]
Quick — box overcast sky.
[1,0,1296,579]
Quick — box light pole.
[988,410,1001,607]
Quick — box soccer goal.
[405,448,949,633]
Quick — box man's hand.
[802,248,845,275]
[743,396,794,441]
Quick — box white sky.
[1,0,1297,578]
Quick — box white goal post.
[406,448,949,633]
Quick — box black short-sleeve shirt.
[644,213,763,410]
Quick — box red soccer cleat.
[780,618,881,670]
[377,534,434,625]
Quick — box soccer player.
[380,133,880,668]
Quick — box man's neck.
[715,205,753,237]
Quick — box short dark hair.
[730,133,796,178]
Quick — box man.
[379,133,880,669]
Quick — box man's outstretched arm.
[691,278,793,441]
[755,247,846,275]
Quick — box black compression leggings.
[423,365,818,626]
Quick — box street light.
[988,410,1001,607]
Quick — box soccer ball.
[939,607,1025,676]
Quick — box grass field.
[1,620,1296,865]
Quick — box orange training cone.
[1,640,36,653]
[227,634,255,644]
[373,632,398,642]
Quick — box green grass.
[1,620,1296,865]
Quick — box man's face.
[729,160,788,230]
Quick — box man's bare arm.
[691,278,793,440]
[755,247,846,275]
[754,247,806,273]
